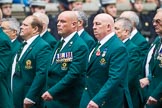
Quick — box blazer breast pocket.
[24,59,33,70]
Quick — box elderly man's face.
[114,21,126,40]
[153,12,162,35]
[93,16,108,40]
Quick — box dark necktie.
[15,41,27,74]
[51,40,65,64]
[57,39,65,53]
[90,42,101,61]
[92,42,101,55]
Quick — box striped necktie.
[15,41,27,75]
[57,39,65,53]
[92,42,101,55]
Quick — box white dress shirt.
[88,32,115,62]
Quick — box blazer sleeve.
[92,47,129,106]
[151,81,162,101]
[48,44,89,97]
[25,45,51,101]
[128,48,141,86]
[0,39,12,78]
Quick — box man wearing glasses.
[140,8,162,108]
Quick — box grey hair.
[2,18,20,34]
[157,8,162,12]
[78,11,88,27]
[115,17,133,33]
[120,11,139,27]
[73,8,88,28]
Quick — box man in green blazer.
[74,10,96,51]
[0,10,13,108]
[80,13,132,108]
[120,11,149,62]
[42,11,89,108]
[33,12,57,49]
[12,15,51,108]
[120,11,150,105]
[140,8,162,108]
[115,17,143,108]
[1,18,22,56]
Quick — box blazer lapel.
[80,30,86,38]
[50,41,60,64]
[60,33,78,53]
[88,35,115,67]
[19,36,40,63]
[51,33,78,66]
[151,40,162,74]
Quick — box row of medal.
[56,52,73,63]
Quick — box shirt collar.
[26,35,39,45]
[99,32,115,46]
[11,38,16,42]
[40,29,47,37]
[123,38,129,43]
[130,28,137,39]
[77,29,84,36]
[61,31,77,45]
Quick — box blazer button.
[85,87,88,90]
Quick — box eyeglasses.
[152,19,162,24]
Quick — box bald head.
[93,13,114,41]
[57,11,78,38]
[95,13,114,26]
[120,11,139,28]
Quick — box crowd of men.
[1,0,162,108]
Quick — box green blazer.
[12,38,21,56]
[0,28,13,108]
[80,35,133,108]
[42,31,57,49]
[131,31,149,61]
[45,33,89,108]
[124,39,144,108]
[12,36,51,108]
[80,30,96,51]
[144,36,162,108]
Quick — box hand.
[147,96,157,105]
[41,91,53,101]
[139,77,149,88]
[87,100,99,108]
[23,99,34,108]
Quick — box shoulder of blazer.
[35,36,50,47]
[103,35,121,48]
[0,28,11,42]
[29,36,43,48]
[42,31,56,40]
[124,39,138,51]
[65,33,87,49]
[132,31,146,41]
